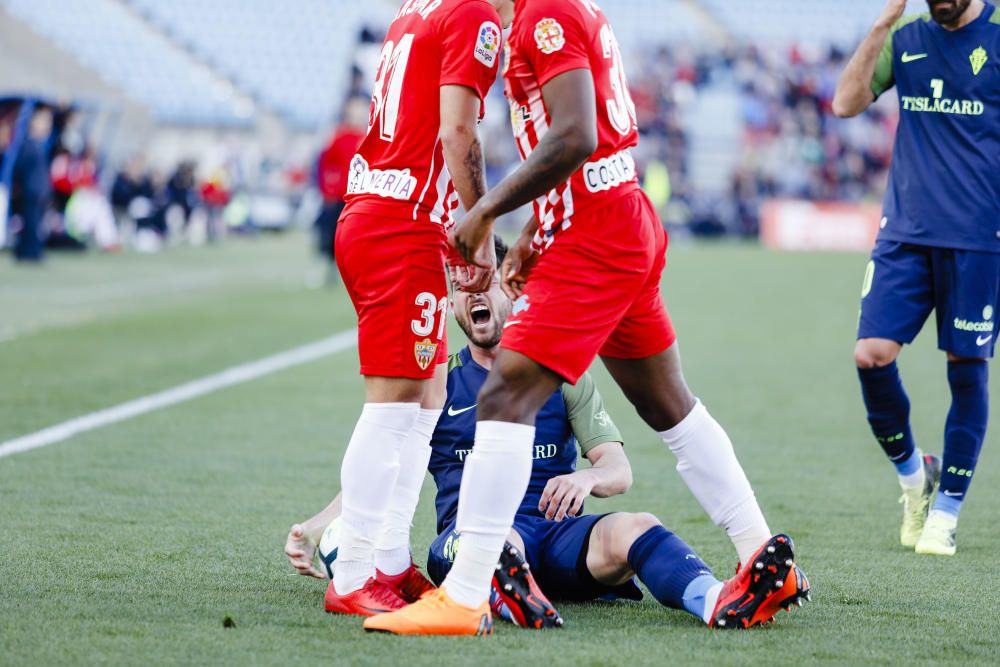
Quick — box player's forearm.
[441,125,488,212]
[586,459,633,498]
[478,125,595,219]
[833,23,890,117]
[300,493,342,544]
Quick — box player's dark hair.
[494,234,509,267]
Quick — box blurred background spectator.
[0,0,923,262]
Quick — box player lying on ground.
[368,0,810,636]
[324,0,510,617]
[834,0,1000,556]
[289,238,810,633]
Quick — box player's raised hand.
[501,232,537,300]
[450,202,495,268]
[875,0,907,29]
[539,471,596,522]
[448,233,497,293]
[284,523,325,579]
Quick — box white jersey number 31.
[370,34,415,142]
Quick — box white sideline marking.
[0,330,358,460]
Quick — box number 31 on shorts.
[411,292,448,340]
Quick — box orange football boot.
[377,562,437,603]
[324,577,408,617]
[363,587,493,636]
[710,534,811,629]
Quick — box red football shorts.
[501,189,676,384]
[336,212,449,379]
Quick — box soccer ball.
[317,517,342,580]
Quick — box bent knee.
[854,339,900,369]
[609,513,662,560]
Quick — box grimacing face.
[926,0,973,25]
[451,273,512,349]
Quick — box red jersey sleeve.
[516,2,591,88]
[437,0,503,101]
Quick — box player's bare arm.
[500,216,539,300]
[440,84,496,292]
[285,493,343,579]
[452,69,598,264]
[833,0,906,117]
[538,441,631,522]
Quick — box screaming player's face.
[452,273,511,349]
[926,0,972,25]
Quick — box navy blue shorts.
[858,241,1000,359]
[427,513,643,602]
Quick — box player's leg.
[366,204,640,634]
[587,512,809,628]
[916,249,997,555]
[599,203,771,565]
[601,347,770,565]
[585,512,722,623]
[328,215,447,614]
[856,242,939,546]
[439,349,562,610]
[374,360,447,587]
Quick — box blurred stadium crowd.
[0,0,917,262]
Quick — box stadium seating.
[126,0,389,129]
[0,0,252,126]
[699,0,928,46]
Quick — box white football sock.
[660,400,771,565]
[701,582,724,624]
[443,420,535,608]
[375,407,440,576]
[333,402,420,595]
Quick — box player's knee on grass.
[588,512,662,584]
[854,339,901,369]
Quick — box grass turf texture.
[1,235,998,665]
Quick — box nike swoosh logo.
[943,490,962,497]
[901,52,928,63]
[502,320,522,329]
[977,334,993,346]
[447,403,477,417]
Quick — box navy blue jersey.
[871,4,1000,252]
[427,347,622,534]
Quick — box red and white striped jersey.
[504,0,640,250]
[342,0,502,227]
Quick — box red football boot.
[324,577,408,617]
[491,542,563,629]
[377,562,437,603]
[710,534,811,629]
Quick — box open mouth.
[470,303,492,326]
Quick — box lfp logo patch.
[534,18,565,54]
[414,338,438,371]
[475,21,501,67]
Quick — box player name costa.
[347,155,418,200]
[583,149,636,194]
[900,96,986,116]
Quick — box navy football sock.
[626,525,717,618]
[858,362,919,475]
[934,361,989,517]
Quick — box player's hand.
[501,232,538,300]
[450,203,495,268]
[875,0,906,29]
[539,471,596,522]
[284,523,325,579]
[448,234,497,293]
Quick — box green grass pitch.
[1,235,998,665]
